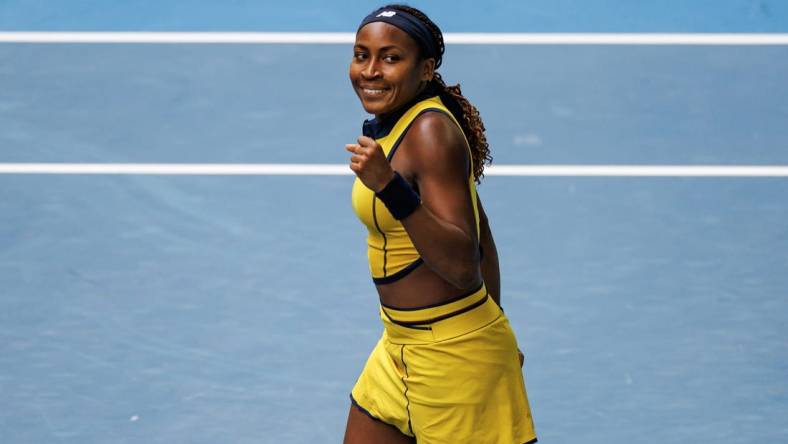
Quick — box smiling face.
[350,21,435,118]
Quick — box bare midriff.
[375,259,483,309]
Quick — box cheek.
[399,69,423,96]
[391,66,419,92]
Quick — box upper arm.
[398,111,478,241]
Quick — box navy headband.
[357,8,442,68]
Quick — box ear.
[420,58,436,82]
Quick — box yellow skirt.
[351,284,537,443]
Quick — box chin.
[360,100,389,116]
[355,89,397,116]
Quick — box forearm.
[401,205,481,290]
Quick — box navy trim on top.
[373,257,424,285]
[385,108,453,162]
[371,197,388,277]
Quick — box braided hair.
[381,4,492,182]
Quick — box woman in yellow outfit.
[344,5,537,443]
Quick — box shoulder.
[401,109,469,173]
[408,109,464,148]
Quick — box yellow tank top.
[351,95,481,284]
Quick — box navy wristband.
[376,172,420,220]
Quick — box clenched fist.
[346,136,395,192]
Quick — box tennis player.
[344,5,537,443]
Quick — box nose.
[361,57,381,80]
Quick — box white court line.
[1,163,788,177]
[1,32,788,45]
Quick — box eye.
[353,52,368,62]
[383,54,401,63]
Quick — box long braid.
[383,4,492,182]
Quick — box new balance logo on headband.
[376,11,397,18]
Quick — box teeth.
[363,88,386,94]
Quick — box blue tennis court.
[2,2,787,443]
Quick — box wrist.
[374,170,397,193]
[375,171,420,220]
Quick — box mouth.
[359,85,390,98]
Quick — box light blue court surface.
[2,2,788,443]
[2,0,788,32]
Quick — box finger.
[348,145,370,157]
[345,144,360,153]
